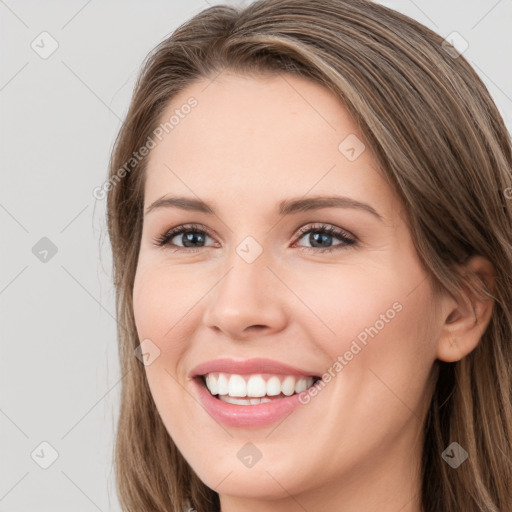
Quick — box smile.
[202,372,320,405]
[190,358,322,426]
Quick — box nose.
[202,248,288,340]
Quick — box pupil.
[183,232,204,247]
[311,232,331,248]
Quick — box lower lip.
[192,377,304,428]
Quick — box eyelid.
[152,222,218,248]
[292,223,357,253]
[293,223,355,242]
[153,222,357,253]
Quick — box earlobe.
[436,256,496,363]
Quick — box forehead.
[143,72,399,219]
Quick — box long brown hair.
[105,1,512,510]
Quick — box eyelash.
[153,222,357,254]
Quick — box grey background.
[1,1,510,511]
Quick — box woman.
[105,0,512,510]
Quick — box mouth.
[196,372,322,406]
[189,358,323,426]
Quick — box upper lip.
[189,358,320,378]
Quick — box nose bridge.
[203,235,286,335]
[217,238,273,309]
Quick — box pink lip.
[189,358,319,428]
[189,357,319,378]
[192,377,306,428]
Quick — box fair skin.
[132,71,494,512]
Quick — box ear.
[436,256,496,363]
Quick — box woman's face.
[133,72,442,508]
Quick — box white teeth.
[281,376,296,396]
[294,377,309,393]
[220,396,249,405]
[219,395,273,405]
[217,373,229,395]
[228,374,246,397]
[203,372,315,399]
[246,375,267,397]
[266,376,282,396]
[205,374,218,395]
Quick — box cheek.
[132,261,196,381]
[132,263,199,430]
[292,256,438,408]
[322,272,437,431]
[282,259,423,352]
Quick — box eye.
[293,223,357,253]
[153,222,357,254]
[153,223,217,253]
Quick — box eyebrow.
[144,195,383,221]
